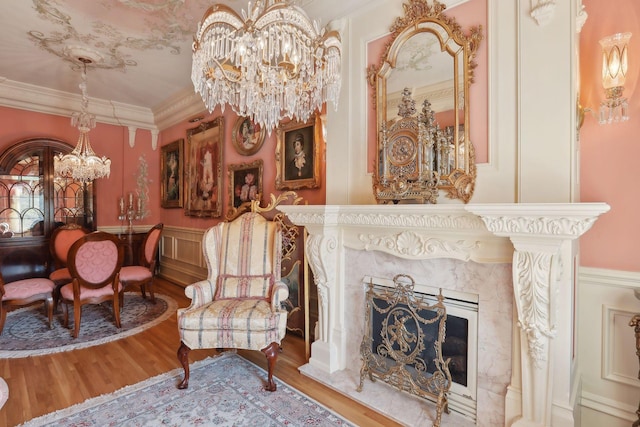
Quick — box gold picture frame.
[226,159,264,220]
[185,117,224,217]
[232,116,265,156]
[275,115,321,190]
[160,139,183,208]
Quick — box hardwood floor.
[0,278,402,427]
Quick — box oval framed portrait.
[232,117,265,156]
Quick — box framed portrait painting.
[275,114,321,190]
[160,139,183,208]
[226,159,264,220]
[185,117,224,217]
[232,116,265,156]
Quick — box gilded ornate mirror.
[368,0,482,203]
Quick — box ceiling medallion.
[62,46,105,69]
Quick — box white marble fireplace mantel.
[277,203,610,427]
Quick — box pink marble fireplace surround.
[277,203,610,427]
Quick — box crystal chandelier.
[191,0,342,133]
[55,58,111,183]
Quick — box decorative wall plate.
[232,117,265,156]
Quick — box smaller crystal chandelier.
[55,58,111,182]
[191,0,342,133]
[599,32,632,124]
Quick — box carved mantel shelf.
[278,202,610,427]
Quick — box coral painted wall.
[579,0,640,271]
[157,107,327,230]
[0,106,160,229]
[0,97,328,233]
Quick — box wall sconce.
[599,32,631,124]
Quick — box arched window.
[0,138,96,281]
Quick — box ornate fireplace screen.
[358,274,452,427]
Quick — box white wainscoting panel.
[158,225,207,287]
[602,305,639,386]
[579,267,640,426]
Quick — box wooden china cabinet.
[0,138,96,282]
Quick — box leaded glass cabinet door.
[0,138,96,282]
[0,150,44,237]
[53,176,94,229]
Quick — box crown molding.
[0,78,157,131]
[152,87,208,131]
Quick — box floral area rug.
[19,352,355,427]
[0,293,176,358]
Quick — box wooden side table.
[116,232,146,267]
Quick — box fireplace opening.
[363,275,479,422]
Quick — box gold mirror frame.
[368,0,482,203]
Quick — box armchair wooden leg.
[52,285,61,314]
[45,295,53,329]
[72,302,81,338]
[113,294,121,329]
[262,341,280,392]
[147,280,156,303]
[119,290,124,312]
[73,301,82,338]
[62,302,69,328]
[177,341,191,389]
[0,304,6,335]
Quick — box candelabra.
[118,193,141,233]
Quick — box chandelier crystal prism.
[54,58,111,183]
[191,0,342,133]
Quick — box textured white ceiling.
[0,0,373,111]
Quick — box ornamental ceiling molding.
[152,87,207,130]
[29,0,201,70]
[0,78,156,129]
[117,0,186,13]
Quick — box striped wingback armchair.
[177,212,289,391]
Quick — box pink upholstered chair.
[177,212,289,391]
[119,223,163,306]
[0,273,55,335]
[60,231,124,338]
[49,224,90,308]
